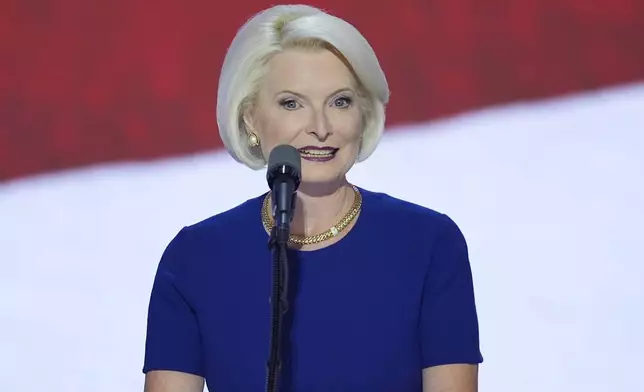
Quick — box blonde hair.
[216,4,390,169]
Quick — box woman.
[143,4,483,392]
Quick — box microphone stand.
[265,193,295,392]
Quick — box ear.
[241,104,255,136]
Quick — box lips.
[298,146,338,162]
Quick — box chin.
[299,168,345,189]
[300,173,341,185]
[298,157,352,188]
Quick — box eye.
[332,96,353,108]
[279,98,301,110]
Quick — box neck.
[289,178,354,237]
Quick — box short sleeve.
[142,227,204,376]
[420,214,483,368]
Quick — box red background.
[1,0,643,181]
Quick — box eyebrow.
[274,87,354,99]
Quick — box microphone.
[266,144,302,244]
[265,145,301,392]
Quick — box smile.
[298,146,338,162]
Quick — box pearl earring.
[248,133,260,148]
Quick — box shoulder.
[357,186,469,268]
[359,187,462,237]
[157,193,266,271]
[182,193,265,241]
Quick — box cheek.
[331,111,363,144]
[257,112,306,153]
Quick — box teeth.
[299,150,334,156]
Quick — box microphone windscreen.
[266,144,302,188]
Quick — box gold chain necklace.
[261,185,362,245]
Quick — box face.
[248,48,364,187]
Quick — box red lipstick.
[297,146,338,162]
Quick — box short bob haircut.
[216,4,390,169]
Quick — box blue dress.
[143,187,483,391]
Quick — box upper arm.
[422,364,478,392]
[143,228,205,387]
[144,370,204,392]
[419,214,483,389]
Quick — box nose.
[305,108,332,141]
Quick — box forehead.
[262,48,357,93]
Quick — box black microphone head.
[266,144,302,190]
